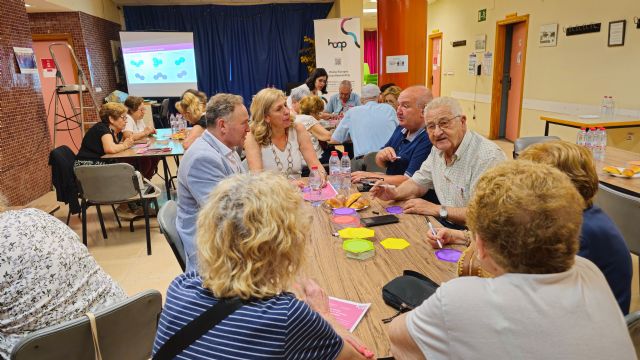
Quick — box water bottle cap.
[343,152,349,156]
[600,127,606,130]
[590,127,596,130]
[331,151,338,155]
[580,127,586,130]
[311,165,318,169]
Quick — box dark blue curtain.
[123,3,333,104]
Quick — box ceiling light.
[363,9,377,13]
[369,0,377,2]
[25,3,32,7]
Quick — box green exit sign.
[478,9,487,22]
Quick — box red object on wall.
[377,0,427,89]
[364,31,377,74]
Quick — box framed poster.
[539,23,558,47]
[608,20,626,47]
[13,47,37,74]
[474,34,486,52]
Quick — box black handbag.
[381,270,439,323]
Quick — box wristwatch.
[439,205,448,220]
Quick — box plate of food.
[603,166,640,178]
[324,193,370,211]
[170,131,186,140]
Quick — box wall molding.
[451,91,640,118]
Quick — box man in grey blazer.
[176,93,249,272]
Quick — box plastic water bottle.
[576,127,587,146]
[600,96,608,119]
[340,152,351,192]
[169,114,177,134]
[608,96,615,118]
[308,165,323,206]
[178,115,187,131]
[588,127,597,156]
[328,151,341,190]
[598,127,607,161]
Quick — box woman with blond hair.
[74,102,134,167]
[153,172,370,359]
[244,88,324,177]
[380,85,401,110]
[390,161,634,359]
[175,90,207,149]
[295,95,333,162]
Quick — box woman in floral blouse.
[0,194,127,358]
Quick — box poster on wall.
[468,53,477,75]
[13,47,37,74]
[314,17,362,100]
[386,55,409,73]
[474,34,486,53]
[539,23,558,47]
[482,52,493,76]
[41,58,56,78]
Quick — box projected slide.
[120,32,199,97]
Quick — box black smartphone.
[361,214,399,227]
[357,177,383,192]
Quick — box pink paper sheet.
[302,183,337,201]
[328,297,371,332]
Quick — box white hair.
[290,86,311,102]
[424,96,463,117]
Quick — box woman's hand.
[294,278,330,316]
[122,137,134,149]
[144,127,156,136]
[426,228,467,248]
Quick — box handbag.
[381,270,439,323]
[153,298,243,360]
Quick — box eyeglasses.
[426,115,460,132]
[119,114,127,120]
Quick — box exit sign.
[478,9,487,22]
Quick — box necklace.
[270,134,294,175]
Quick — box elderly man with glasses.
[372,97,506,228]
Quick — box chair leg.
[81,201,88,246]
[143,200,152,255]
[111,204,122,228]
[96,205,108,239]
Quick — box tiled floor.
[29,140,640,312]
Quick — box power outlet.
[626,132,634,141]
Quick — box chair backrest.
[626,311,640,358]
[594,183,640,254]
[160,98,169,119]
[363,151,386,173]
[157,200,186,271]
[11,290,162,360]
[74,164,141,203]
[512,136,560,158]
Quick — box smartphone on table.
[361,214,399,227]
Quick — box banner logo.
[340,18,361,48]
[328,39,348,50]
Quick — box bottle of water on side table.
[600,96,608,119]
[598,127,607,161]
[328,151,341,190]
[170,114,177,134]
[587,127,597,155]
[340,152,351,193]
[308,165,323,206]
[576,127,587,146]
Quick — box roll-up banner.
[313,17,362,101]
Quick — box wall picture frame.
[608,20,626,47]
[539,23,558,47]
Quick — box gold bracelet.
[463,230,472,247]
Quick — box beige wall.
[428,0,640,152]
[46,0,121,24]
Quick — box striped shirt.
[411,130,506,207]
[153,272,343,359]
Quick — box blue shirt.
[580,206,632,314]
[324,92,360,114]
[383,126,432,177]
[153,272,343,359]
[331,102,398,158]
[176,131,242,273]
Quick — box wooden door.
[505,22,526,141]
[427,32,443,97]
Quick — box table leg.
[544,121,550,136]
[162,157,172,200]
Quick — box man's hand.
[402,198,439,216]
[370,181,398,201]
[376,147,399,164]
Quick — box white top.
[295,114,322,158]
[260,127,304,175]
[411,130,506,207]
[124,114,146,133]
[406,256,635,360]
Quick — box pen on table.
[426,217,443,249]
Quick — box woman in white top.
[295,95,333,163]
[245,88,324,179]
[175,90,207,150]
[388,161,635,360]
[123,96,155,141]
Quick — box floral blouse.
[0,209,127,358]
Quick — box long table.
[102,128,183,199]
[540,113,640,136]
[300,193,460,357]
[597,146,640,197]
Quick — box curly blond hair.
[382,85,401,99]
[175,92,205,120]
[467,161,583,274]
[299,95,324,117]
[518,140,598,207]
[197,172,310,299]
[99,102,128,124]
[250,88,291,146]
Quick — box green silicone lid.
[342,239,375,253]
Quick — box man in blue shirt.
[323,80,361,117]
[351,86,433,187]
[176,93,249,272]
[331,84,398,158]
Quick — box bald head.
[396,86,434,133]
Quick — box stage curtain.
[364,30,377,74]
